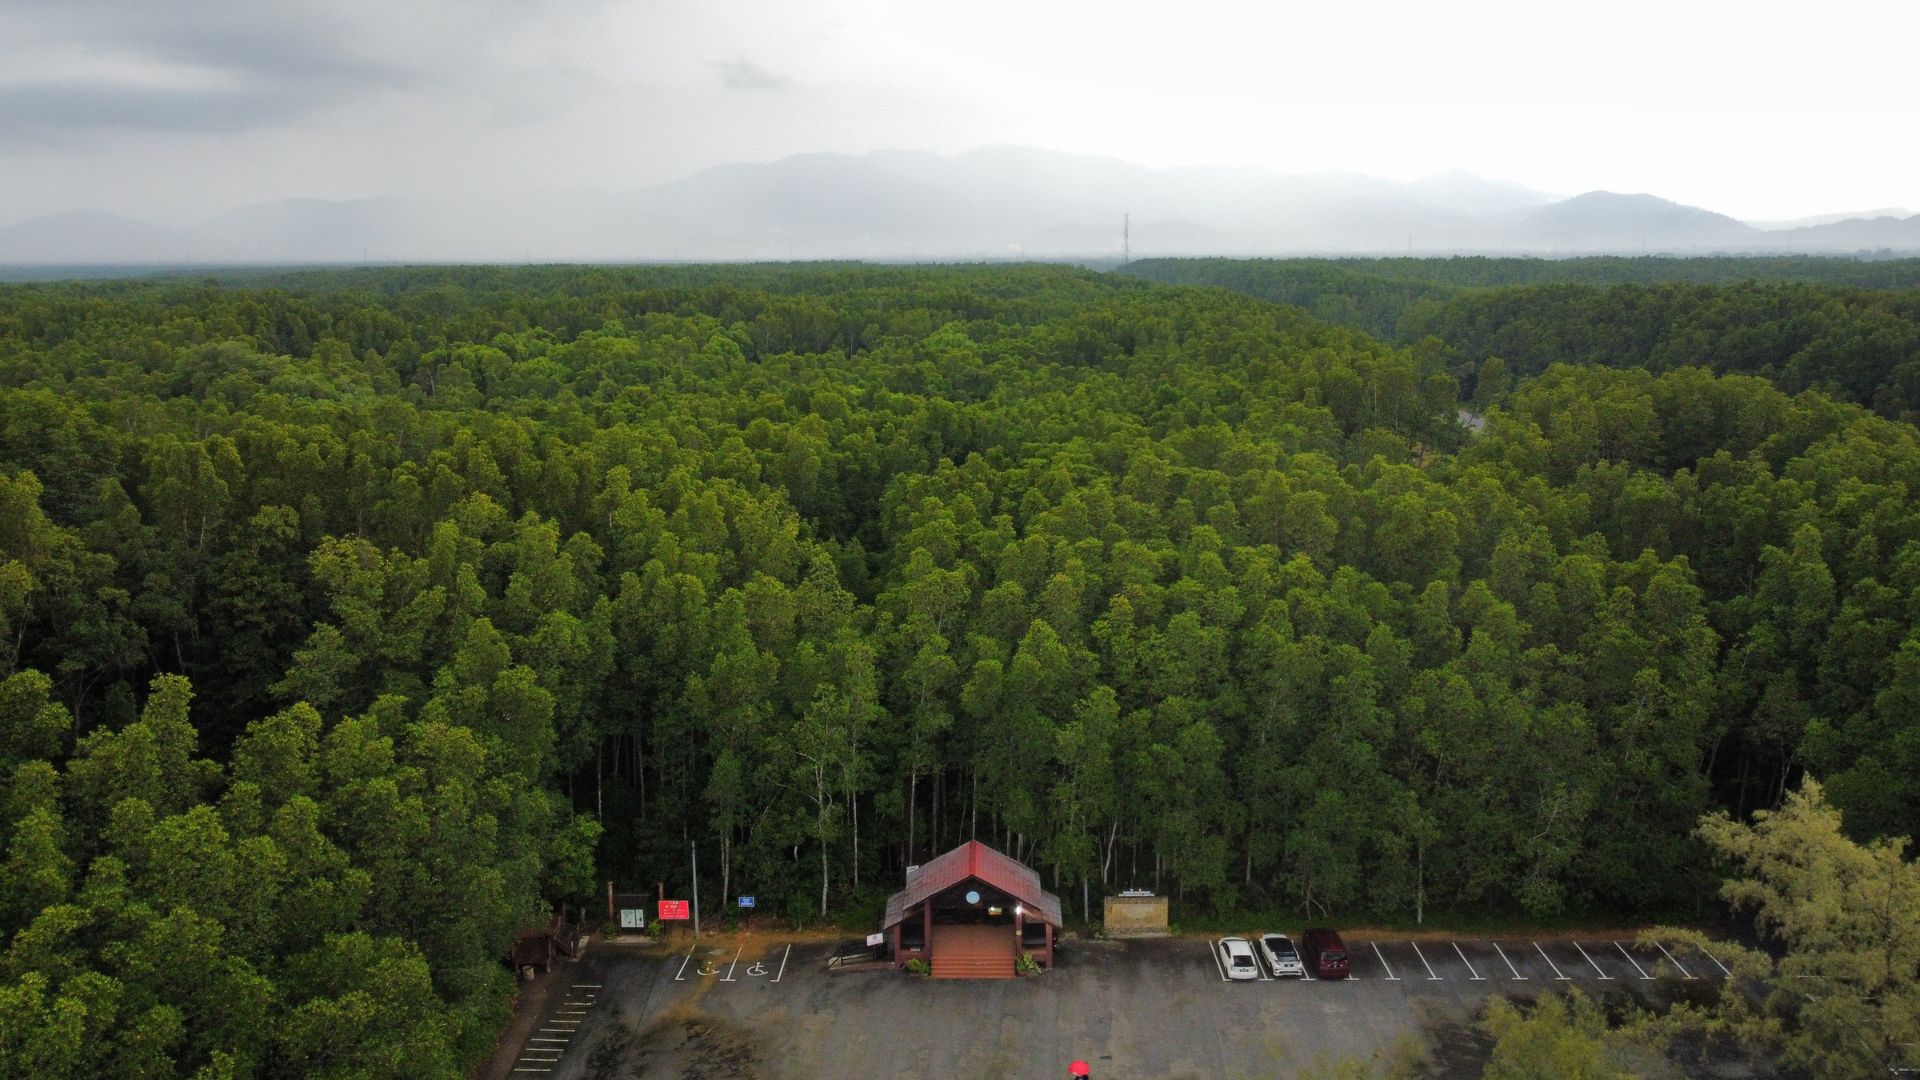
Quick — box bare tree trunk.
[595,739,603,822]
[970,771,978,841]
[906,770,918,866]
[818,767,830,918]
[1416,838,1424,926]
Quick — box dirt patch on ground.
[583,1003,764,1080]
[1416,1004,1496,1078]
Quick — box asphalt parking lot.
[1212,935,1732,987]
[495,932,1726,1079]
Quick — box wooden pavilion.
[882,840,1063,979]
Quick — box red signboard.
[658,900,690,921]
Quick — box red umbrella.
[1069,1062,1091,1077]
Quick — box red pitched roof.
[881,840,1064,929]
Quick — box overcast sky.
[2,0,1915,226]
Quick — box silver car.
[1217,936,1260,980]
[1259,933,1306,978]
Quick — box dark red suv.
[1300,928,1350,979]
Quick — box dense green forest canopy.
[1122,257,1920,422]
[3,261,1920,1076]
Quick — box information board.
[619,908,646,929]
[738,895,755,909]
[658,899,690,921]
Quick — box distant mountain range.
[4,146,1918,264]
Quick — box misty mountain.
[1407,169,1559,218]
[0,210,188,263]
[1785,213,1920,252]
[4,147,1918,264]
[1512,192,1762,252]
[1749,208,1914,230]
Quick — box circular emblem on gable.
[965,889,981,905]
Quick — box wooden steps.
[932,954,1014,979]
[930,924,1015,979]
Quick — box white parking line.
[1697,944,1734,978]
[546,1020,580,1025]
[1211,943,1229,982]
[572,983,602,988]
[1409,942,1442,981]
[1491,943,1526,980]
[772,943,792,983]
[1613,941,1653,980]
[1653,942,1695,979]
[512,1070,551,1074]
[1371,942,1400,981]
[538,1028,572,1034]
[721,946,742,982]
[1533,942,1570,981]
[1453,942,1485,981]
[1573,942,1613,980]
[530,1038,569,1043]
[674,946,695,981]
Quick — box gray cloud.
[0,1,421,136]
[0,83,314,137]
[713,57,791,93]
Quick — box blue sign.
[738,895,755,909]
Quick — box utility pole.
[1122,213,1130,265]
[691,841,701,939]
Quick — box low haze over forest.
[5,148,1920,264]
[3,258,1920,1075]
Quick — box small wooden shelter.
[882,840,1063,978]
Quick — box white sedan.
[1259,933,1306,978]
[1217,937,1260,980]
